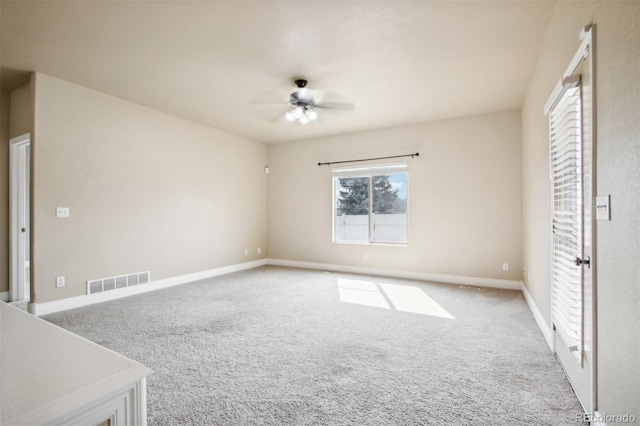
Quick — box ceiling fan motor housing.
[294,79,308,88]
[289,92,313,107]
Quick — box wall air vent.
[87,271,151,295]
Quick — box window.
[333,163,408,244]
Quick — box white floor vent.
[87,271,151,295]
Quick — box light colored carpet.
[7,301,28,311]
[44,266,584,425]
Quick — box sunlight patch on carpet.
[337,278,454,319]
[337,278,390,309]
[380,282,455,319]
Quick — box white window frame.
[332,163,408,245]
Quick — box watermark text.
[575,412,637,424]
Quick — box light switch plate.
[56,207,70,218]
[595,195,610,221]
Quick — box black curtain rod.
[317,152,419,167]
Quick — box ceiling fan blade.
[249,100,289,122]
[311,88,354,109]
[253,108,288,123]
[249,88,291,107]
[249,100,289,107]
[315,101,356,110]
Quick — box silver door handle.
[574,256,591,268]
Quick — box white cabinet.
[1,303,153,426]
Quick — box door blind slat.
[550,84,584,363]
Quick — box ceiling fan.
[252,78,355,125]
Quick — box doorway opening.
[10,133,31,304]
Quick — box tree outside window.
[335,171,407,244]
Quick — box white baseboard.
[0,291,9,302]
[266,258,522,291]
[29,259,268,316]
[521,282,554,351]
[27,258,529,316]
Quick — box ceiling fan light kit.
[286,78,317,125]
[286,105,317,125]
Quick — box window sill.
[332,241,408,247]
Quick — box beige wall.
[0,91,9,294]
[9,83,32,138]
[268,110,522,281]
[32,73,267,303]
[522,2,639,417]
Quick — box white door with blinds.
[545,25,595,414]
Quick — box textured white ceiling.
[1,1,557,143]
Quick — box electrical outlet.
[502,262,510,271]
[56,276,65,288]
[257,247,261,254]
[244,249,249,256]
[56,207,70,218]
[363,253,368,261]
